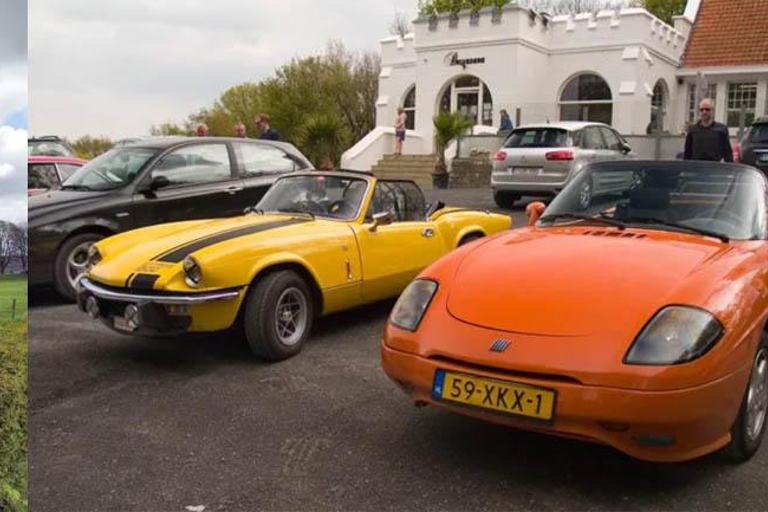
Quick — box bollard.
[11,298,16,320]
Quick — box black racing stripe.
[130,274,160,290]
[125,273,136,287]
[155,218,310,263]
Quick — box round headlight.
[624,306,724,365]
[390,279,439,332]
[182,256,203,287]
[87,245,102,268]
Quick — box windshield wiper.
[60,184,92,191]
[275,208,315,219]
[538,212,626,230]
[621,216,730,243]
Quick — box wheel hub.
[746,348,768,442]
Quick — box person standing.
[234,123,247,138]
[394,107,407,157]
[684,99,733,162]
[499,109,513,132]
[255,114,281,141]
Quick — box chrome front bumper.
[77,277,241,305]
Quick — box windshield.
[257,175,369,220]
[62,147,158,191]
[540,163,767,241]
[504,128,569,148]
[28,140,75,157]
[746,124,768,144]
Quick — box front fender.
[246,252,324,289]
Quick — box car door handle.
[422,228,434,238]
[225,185,243,195]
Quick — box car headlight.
[624,306,724,365]
[390,279,438,332]
[86,245,102,268]
[182,256,203,287]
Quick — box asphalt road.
[29,190,768,512]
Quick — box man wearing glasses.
[683,98,733,162]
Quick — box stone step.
[381,154,438,162]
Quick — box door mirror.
[369,210,395,232]
[620,142,632,154]
[525,201,546,226]
[139,175,170,195]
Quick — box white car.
[491,121,632,208]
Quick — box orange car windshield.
[541,163,767,241]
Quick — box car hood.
[446,227,736,337]
[88,213,329,289]
[28,189,113,222]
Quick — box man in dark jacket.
[684,99,733,162]
[255,114,281,141]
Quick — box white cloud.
[30,0,418,139]
[0,126,27,224]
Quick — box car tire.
[493,191,520,209]
[242,270,314,362]
[459,233,484,246]
[53,233,104,302]
[723,332,768,462]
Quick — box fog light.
[85,296,101,319]
[633,434,677,447]
[124,304,140,331]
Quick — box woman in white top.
[394,107,407,156]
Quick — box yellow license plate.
[432,369,556,421]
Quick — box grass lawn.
[0,275,27,322]
[0,320,27,512]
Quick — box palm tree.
[297,113,347,169]
[433,111,474,174]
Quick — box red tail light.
[733,143,741,163]
[545,150,574,161]
[493,151,507,161]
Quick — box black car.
[740,116,768,173]
[29,136,314,300]
[28,135,77,157]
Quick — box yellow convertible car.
[76,171,511,360]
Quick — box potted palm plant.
[432,111,473,189]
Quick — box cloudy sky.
[0,0,27,225]
[30,0,417,140]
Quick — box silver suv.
[491,121,632,208]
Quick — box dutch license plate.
[511,167,542,175]
[432,369,556,421]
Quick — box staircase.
[370,154,438,190]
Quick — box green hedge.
[0,321,27,512]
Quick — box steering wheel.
[328,200,351,216]
[295,199,326,215]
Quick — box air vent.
[583,230,646,239]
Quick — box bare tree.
[0,221,25,274]
[522,0,637,14]
[389,11,413,37]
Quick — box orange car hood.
[446,227,735,337]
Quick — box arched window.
[403,86,416,131]
[437,75,494,126]
[559,73,613,125]
[650,80,667,133]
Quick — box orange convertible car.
[382,161,768,463]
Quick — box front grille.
[428,356,583,385]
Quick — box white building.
[342,0,768,170]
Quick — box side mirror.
[369,211,395,232]
[139,175,170,195]
[525,201,546,226]
[620,142,632,154]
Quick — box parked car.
[739,116,768,172]
[491,122,632,208]
[29,136,313,301]
[75,171,512,361]
[28,156,88,196]
[28,135,77,158]
[384,160,768,463]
